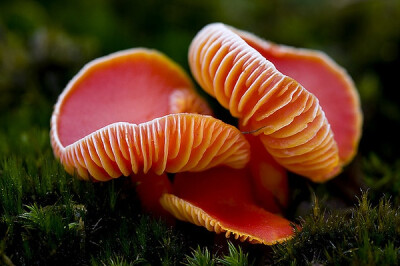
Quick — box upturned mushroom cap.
[189,23,362,182]
[160,167,295,245]
[51,48,250,181]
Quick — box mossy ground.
[1,0,400,265]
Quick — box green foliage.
[363,153,400,205]
[217,242,253,266]
[272,193,400,265]
[0,157,24,218]
[184,242,253,266]
[89,216,186,266]
[91,254,140,266]
[15,202,86,263]
[184,246,216,266]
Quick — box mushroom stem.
[131,172,174,223]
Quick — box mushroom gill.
[161,167,295,245]
[50,48,250,181]
[189,23,362,182]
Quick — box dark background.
[1,0,400,213]
[2,0,400,160]
[1,0,400,260]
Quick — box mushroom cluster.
[50,23,362,245]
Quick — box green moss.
[184,242,253,266]
[272,193,400,265]
[363,153,400,205]
[88,215,187,265]
[217,241,253,266]
[184,246,216,266]
[0,157,24,218]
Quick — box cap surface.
[51,48,250,181]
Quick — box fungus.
[244,134,288,213]
[189,23,362,182]
[50,48,250,182]
[131,172,174,221]
[160,166,295,245]
[160,133,292,244]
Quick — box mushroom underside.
[161,167,295,245]
[51,48,250,181]
[188,23,362,181]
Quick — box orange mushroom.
[50,48,250,182]
[161,133,292,244]
[161,167,295,245]
[244,134,289,213]
[131,172,174,221]
[189,23,362,182]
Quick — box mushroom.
[50,47,296,245]
[50,48,250,182]
[189,23,362,182]
[131,172,174,220]
[244,134,288,213]
[160,166,295,245]
[161,132,292,244]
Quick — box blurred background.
[1,0,400,205]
